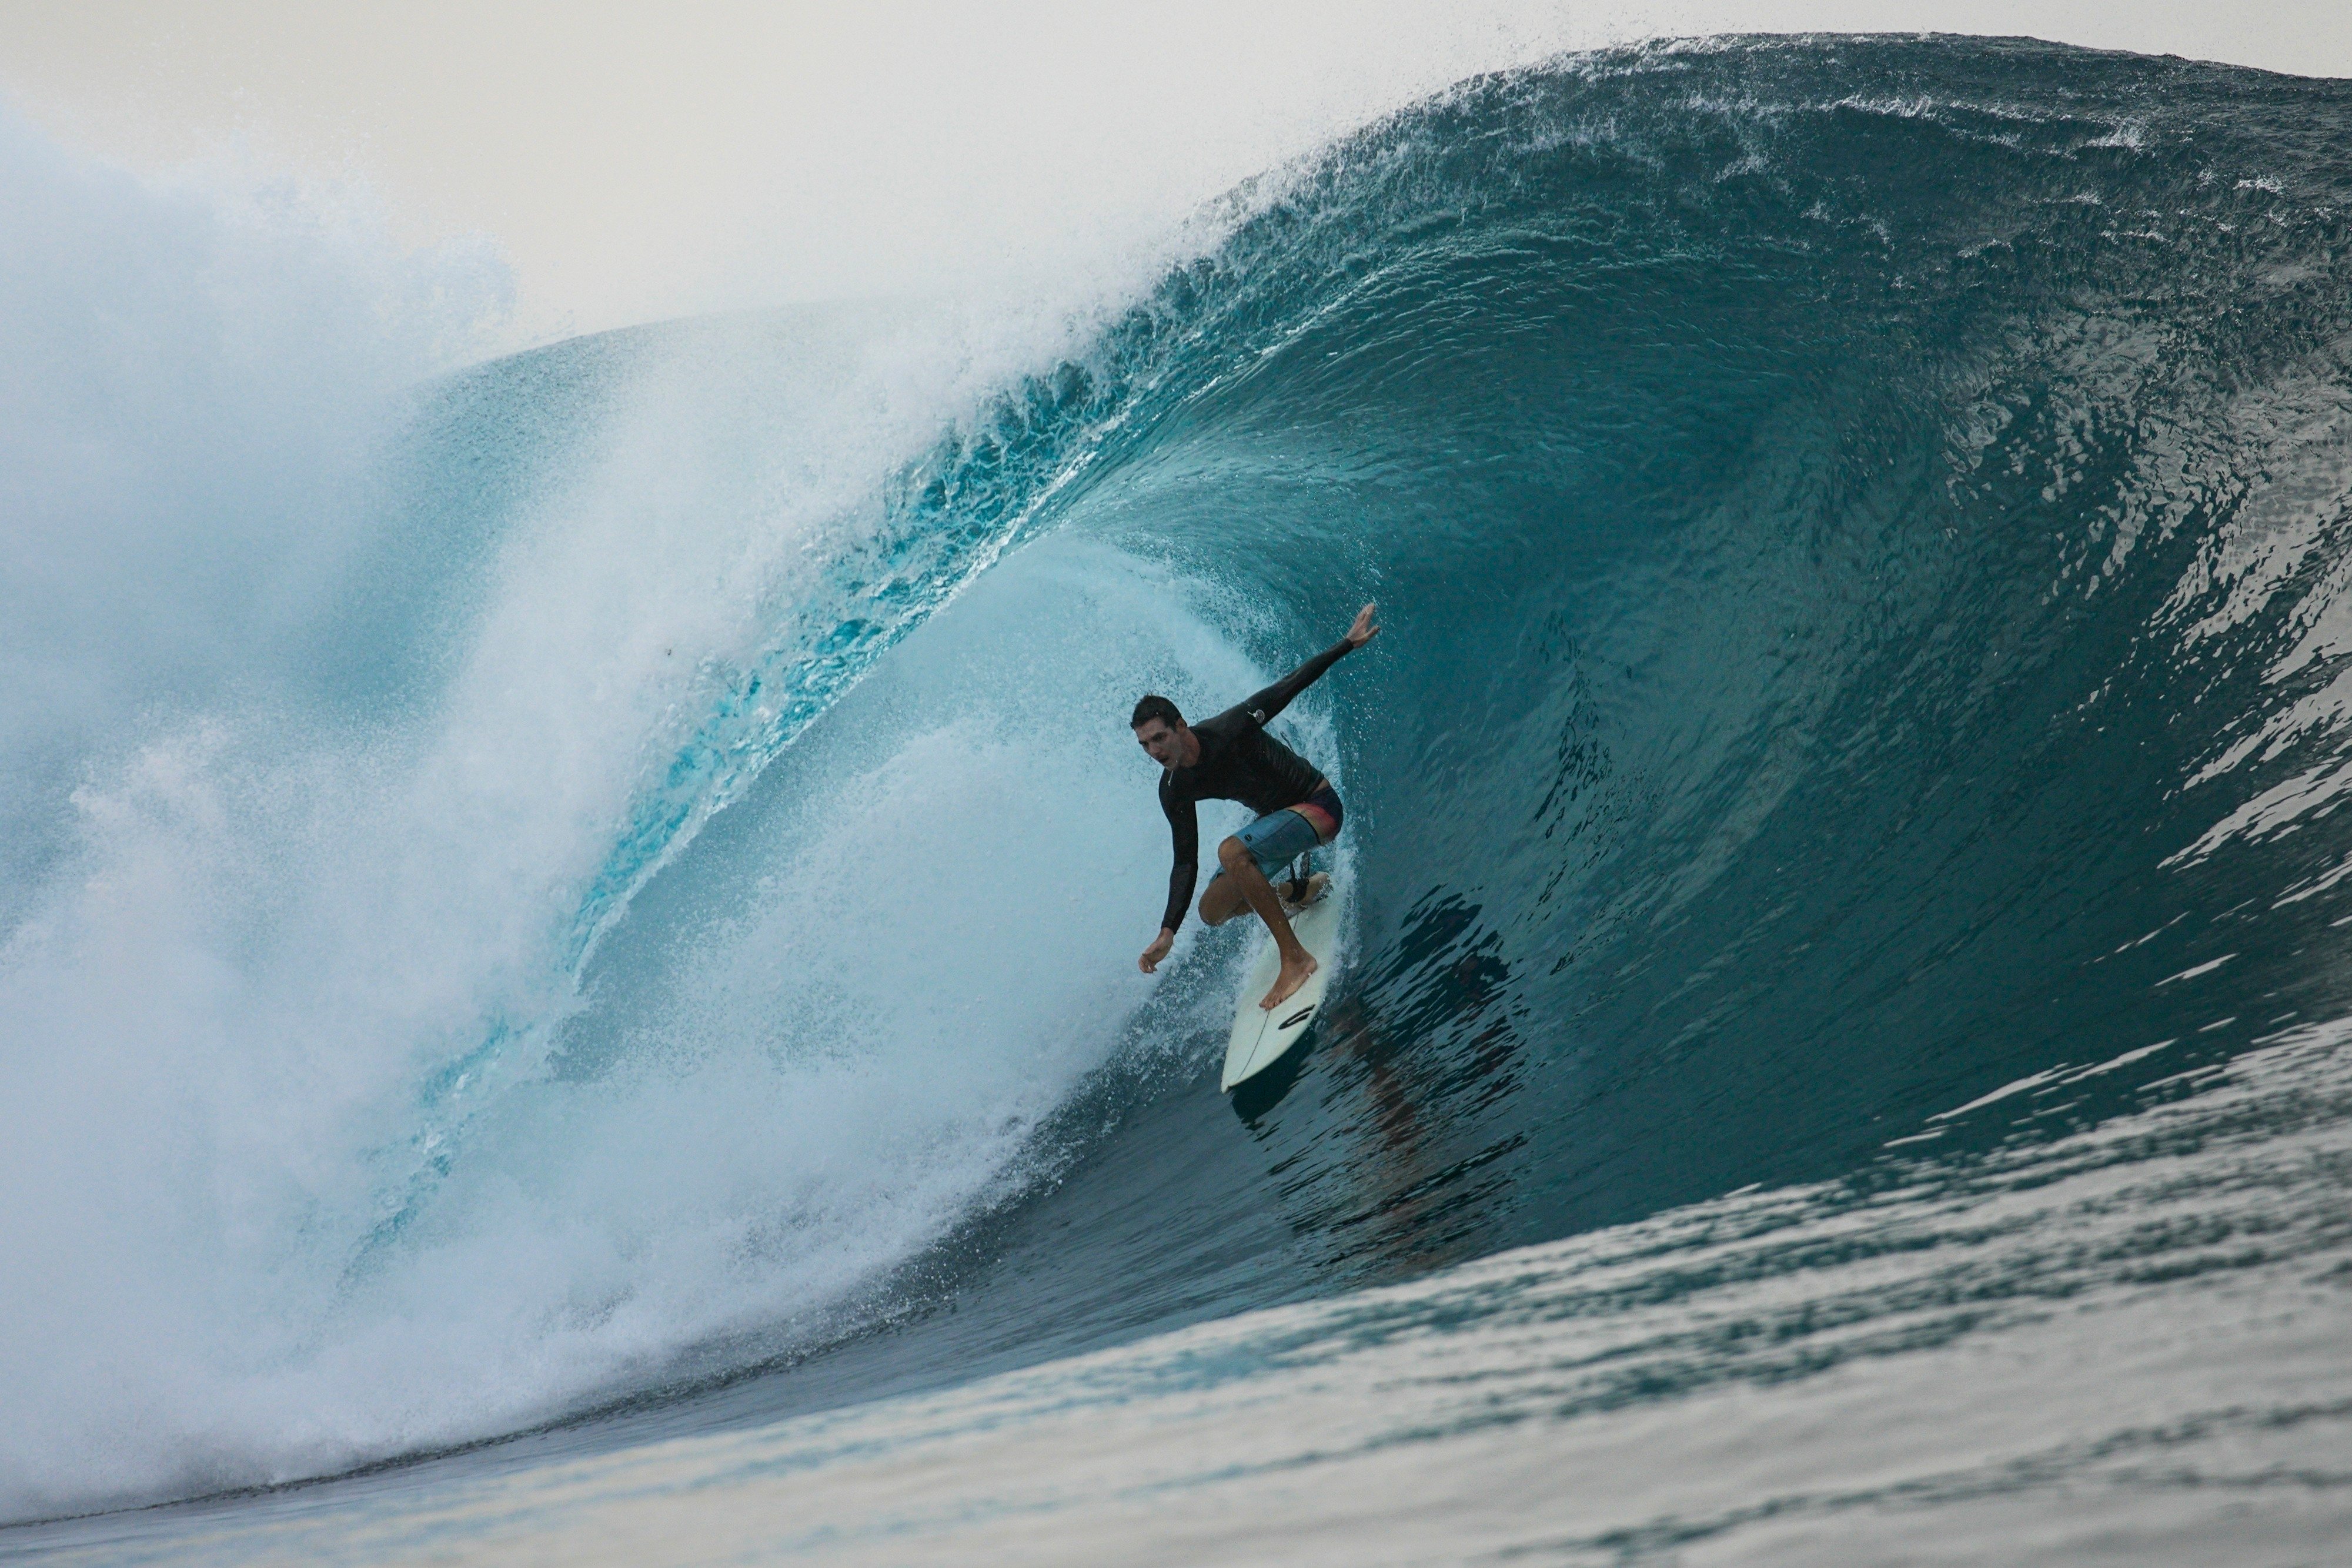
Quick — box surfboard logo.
[1279,1006,1315,1029]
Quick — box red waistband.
[1294,781,1343,841]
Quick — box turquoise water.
[8,35,2352,1562]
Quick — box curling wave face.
[8,35,2352,1527]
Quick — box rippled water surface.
[29,1022,2352,1563]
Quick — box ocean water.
[9,34,2352,1564]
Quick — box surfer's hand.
[1345,602,1380,648]
[1139,930,1175,974]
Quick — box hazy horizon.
[4,2,2345,349]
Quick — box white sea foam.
[0,102,1254,1520]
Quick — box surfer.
[1134,603,1380,1009]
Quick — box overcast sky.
[4,1,2343,343]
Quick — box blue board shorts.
[1206,783,1344,889]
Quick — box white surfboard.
[1221,888,1342,1092]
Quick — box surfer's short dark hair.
[1131,694,1184,731]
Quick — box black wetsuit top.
[1155,637,1356,933]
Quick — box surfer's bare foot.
[1280,872,1331,911]
[1262,950,1318,1010]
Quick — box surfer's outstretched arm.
[1242,603,1381,723]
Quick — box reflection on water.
[1234,891,1534,1282]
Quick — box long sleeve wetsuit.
[1155,637,1357,933]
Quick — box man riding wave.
[1133,603,1380,1010]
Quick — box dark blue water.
[657,27,2352,1380]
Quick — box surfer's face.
[1134,718,1186,768]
